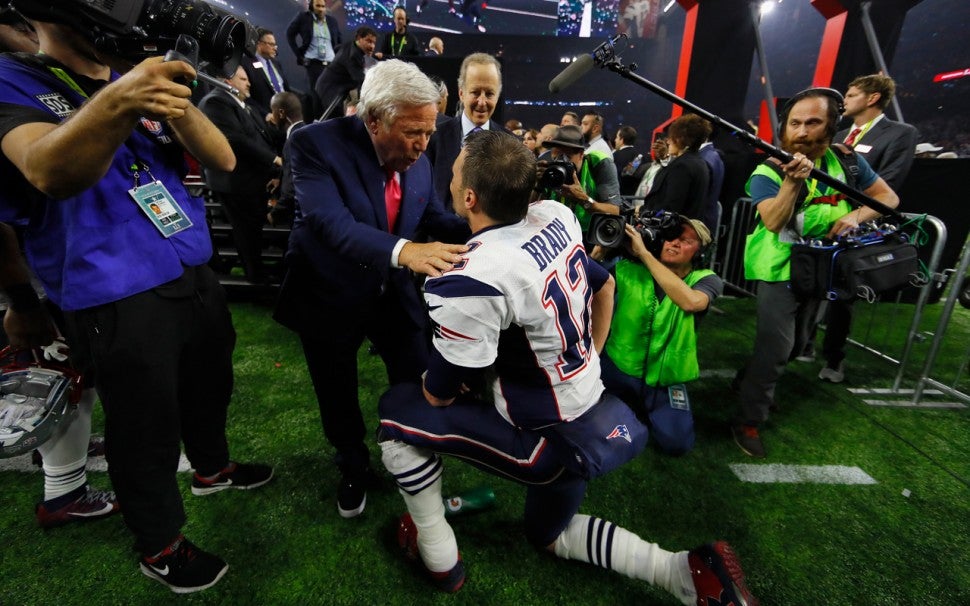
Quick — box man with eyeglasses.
[592,217,722,456]
[243,28,291,119]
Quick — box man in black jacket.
[377,7,421,59]
[314,26,377,121]
[200,66,282,283]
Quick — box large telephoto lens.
[148,0,246,68]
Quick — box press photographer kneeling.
[590,212,723,455]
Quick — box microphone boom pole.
[568,35,900,218]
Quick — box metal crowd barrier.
[720,200,966,408]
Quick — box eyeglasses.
[259,40,278,47]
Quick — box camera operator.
[591,217,722,456]
[539,124,622,243]
[731,88,898,459]
[0,4,272,593]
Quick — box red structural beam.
[671,0,700,120]
[811,0,848,87]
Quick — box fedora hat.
[547,125,586,151]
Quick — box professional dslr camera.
[10,0,251,73]
[537,159,577,190]
[588,208,682,256]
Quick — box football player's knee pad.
[380,440,442,495]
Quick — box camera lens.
[149,0,246,67]
[591,215,626,248]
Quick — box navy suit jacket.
[242,54,289,118]
[426,115,504,208]
[277,116,468,330]
[698,143,725,232]
[836,117,918,192]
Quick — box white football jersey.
[424,199,605,429]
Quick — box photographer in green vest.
[594,216,722,455]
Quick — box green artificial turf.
[1,296,967,605]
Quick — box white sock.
[381,440,458,573]
[553,514,696,605]
[38,388,95,501]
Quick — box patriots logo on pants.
[606,425,632,443]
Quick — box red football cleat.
[688,541,758,606]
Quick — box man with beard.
[731,88,898,458]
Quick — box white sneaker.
[818,361,845,383]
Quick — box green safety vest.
[743,147,854,282]
[605,260,713,386]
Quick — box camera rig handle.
[163,35,239,96]
[566,35,900,220]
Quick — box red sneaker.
[36,485,119,528]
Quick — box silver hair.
[356,60,439,126]
[457,52,502,94]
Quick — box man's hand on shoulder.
[399,241,469,277]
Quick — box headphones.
[777,87,844,139]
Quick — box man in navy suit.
[427,53,503,210]
[243,29,290,119]
[813,74,917,384]
[274,60,469,519]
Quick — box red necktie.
[384,168,401,233]
[844,126,862,147]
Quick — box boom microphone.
[548,54,595,93]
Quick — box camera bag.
[790,232,919,301]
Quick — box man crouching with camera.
[538,124,622,244]
[1,2,272,593]
[591,215,722,455]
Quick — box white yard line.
[730,464,878,485]
[0,452,193,474]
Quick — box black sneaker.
[731,424,766,459]
[191,461,274,496]
[140,535,228,594]
[337,471,367,518]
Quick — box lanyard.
[47,65,89,98]
[391,33,407,56]
[47,63,156,180]
[847,116,878,146]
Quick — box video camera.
[537,159,577,190]
[9,0,250,74]
[588,208,682,256]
